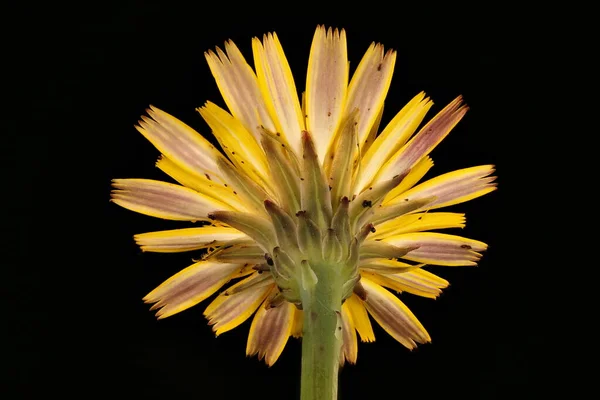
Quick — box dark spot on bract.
[207,213,216,220]
[276,132,281,136]
[205,173,211,180]
[362,200,372,208]
[329,185,332,191]
[233,191,237,195]
[240,160,245,164]
[327,111,331,116]
[300,177,305,181]
[377,63,382,71]
[265,254,274,266]
[461,244,472,249]
[224,183,228,187]
[231,151,235,155]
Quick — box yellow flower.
[111,26,496,367]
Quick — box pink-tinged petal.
[143,262,244,319]
[381,232,488,266]
[136,106,223,182]
[345,293,375,342]
[253,33,305,156]
[204,272,275,336]
[110,179,232,221]
[205,41,276,139]
[344,43,396,147]
[362,268,449,299]
[372,212,466,239]
[306,26,349,163]
[133,226,247,253]
[361,277,430,349]
[385,165,497,210]
[354,92,433,193]
[375,96,467,183]
[340,301,358,365]
[246,294,295,366]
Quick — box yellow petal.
[198,102,270,187]
[345,293,375,342]
[384,156,434,203]
[306,26,348,163]
[386,165,497,210]
[372,212,466,239]
[344,43,396,147]
[143,261,242,319]
[136,106,223,182]
[156,155,248,211]
[361,268,449,299]
[111,179,232,221]
[291,307,304,338]
[204,41,276,139]
[382,232,488,266]
[354,92,433,193]
[361,277,430,349]
[340,301,358,364]
[375,96,467,183]
[246,296,294,366]
[359,259,420,274]
[204,273,274,336]
[133,226,247,253]
[253,33,305,155]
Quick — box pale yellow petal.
[354,92,433,193]
[197,102,270,187]
[372,212,466,239]
[386,165,497,210]
[253,33,305,155]
[345,293,375,342]
[156,155,248,211]
[246,296,295,366]
[204,41,276,139]
[341,301,358,364]
[306,26,348,163]
[133,226,247,253]
[204,273,274,336]
[143,261,242,319]
[362,277,430,349]
[384,156,434,203]
[136,106,223,182]
[382,232,488,266]
[111,179,232,221]
[344,43,396,147]
[375,96,467,183]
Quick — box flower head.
[112,26,496,366]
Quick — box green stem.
[300,263,343,400]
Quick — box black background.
[7,3,545,399]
